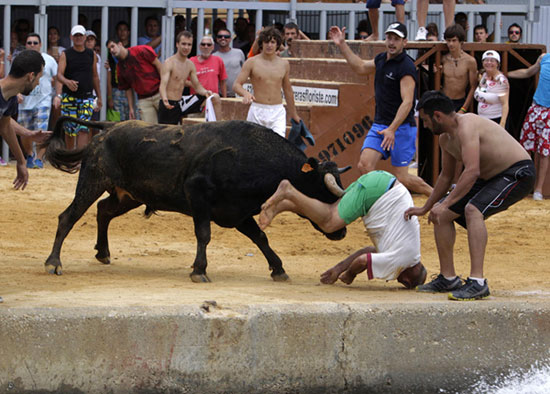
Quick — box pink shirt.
[189,55,228,94]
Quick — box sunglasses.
[200,42,213,47]
[26,41,40,45]
[509,30,521,35]
[359,35,368,39]
[217,34,231,39]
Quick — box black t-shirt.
[0,87,18,119]
[374,51,417,126]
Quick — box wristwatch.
[56,94,62,99]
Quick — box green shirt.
[337,171,396,224]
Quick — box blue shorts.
[18,107,50,131]
[367,0,405,8]
[361,122,417,167]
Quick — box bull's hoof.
[95,254,111,264]
[45,264,62,275]
[190,273,211,283]
[271,272,290,282]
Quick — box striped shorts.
[18,106,51,131]
[60,94,95,136]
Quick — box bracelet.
[0,61,4,64]
[459,107,467,113]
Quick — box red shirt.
[189,55,227,94]
[117,45,160,98]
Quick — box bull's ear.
[301,157,319,173]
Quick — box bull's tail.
[42,116,113,174]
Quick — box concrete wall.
[1,302,549,393]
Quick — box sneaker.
[26,155,35,169]
[533,191,543,201]
[34,158,44,169]
[415,26,428,41]
[417,273,462,293]
[448,278,490,301]
[0,157,7,166]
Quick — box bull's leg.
[95,195,142,264]
[187,177,213,283]
[236,217,289,282]
[190,216,212,283]
[45,186,105,275]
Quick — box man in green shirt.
[259,170,426,288]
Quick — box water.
[466,363,550,394]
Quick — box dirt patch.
[1,166,549,308]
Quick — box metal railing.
[0,0,537,161]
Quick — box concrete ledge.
[1,302,549,393]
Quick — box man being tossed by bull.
[259,170,427,289]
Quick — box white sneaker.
[533,191,543,201]
[415,26,428,41]
[0,157,7,166]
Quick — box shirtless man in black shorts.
[158,31,212,124]
[404,91,534,301]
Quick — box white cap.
[71,25,86,36]
[85,30,97,38]
[482,50,500,64]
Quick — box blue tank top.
[533,53,550,108]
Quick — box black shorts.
[452,98,466,112]
[158,95,207,125]
[158,99,182,124]
[447,160,535,228]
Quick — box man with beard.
[213,28,245,97]
[158,31,213,124]
[329,22,432,197]
[405,91,534,301]
[0,49,45,303]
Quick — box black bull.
[43,117,348,282]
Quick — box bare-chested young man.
[442,24,478,113]
[405,91,534,301]
[233,26,300,138]
[158,31,213,124]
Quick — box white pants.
[362,183,421,281]
[246,102,286,138]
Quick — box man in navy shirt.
[0,49,45,303]
[329,22,432,197]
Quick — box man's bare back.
[163,55,195,101]
[441,114,530,179]
[442,52,477,100]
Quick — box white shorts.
[362,182,421,281]
[246,102,286,138]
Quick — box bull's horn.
[338,165,352,174]
[324,173,346,197]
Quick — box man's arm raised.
[329,26,375,76]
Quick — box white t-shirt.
[213,48,245,97]
[474,72,509,120]
[20,52,58,110]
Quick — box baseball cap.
[482,50,500,63]
[71,25,86,36]
[385,22,407,39]
[85,30,97,38]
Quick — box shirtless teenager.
[258,171,427,289]
[158,31,213,124]
[442,24,478,114]
[405,91,534,301]
[233,26,300,138]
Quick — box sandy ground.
[1,165,549,308]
